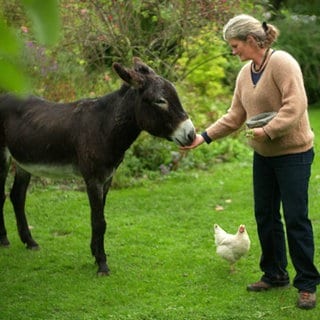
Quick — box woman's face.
[228,38,255,62]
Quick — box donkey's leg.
[85,177,112,275]
[10,166,39,249]
[0,148,10,247]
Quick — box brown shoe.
[247,280,290,292]
[297,291,316,310]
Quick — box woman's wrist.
[201,131,212,144]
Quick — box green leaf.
[21,0,60,46]
[0,20,21,56]
[0,59,30,93]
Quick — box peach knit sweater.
[206,50,314,157]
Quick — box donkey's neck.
[100,87,142,154]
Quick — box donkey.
[0,57,195,275]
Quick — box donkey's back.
[0,93,118,172]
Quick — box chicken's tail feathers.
[213,223,223,232]
[213,223,228,245]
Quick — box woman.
[182,14,320,309]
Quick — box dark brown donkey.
[0,57,195,275]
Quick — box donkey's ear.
[133,57,156,75]
[113,62,145,88]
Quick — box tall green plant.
[175,22,244,129]
[274,12,320,104]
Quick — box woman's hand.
[245,127,269,142]
[180,134,205,150]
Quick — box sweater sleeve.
[263,51,308,140]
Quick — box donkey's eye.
[154,98,168,109]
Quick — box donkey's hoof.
[26,241,40,250]
[97,264,110,276]
[0,237,10,248]
[28,245,40,251]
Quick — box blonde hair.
[223,14,279,48]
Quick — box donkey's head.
[112,57,195,147]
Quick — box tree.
[269,0,320,15]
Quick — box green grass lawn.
[0,107,320,320]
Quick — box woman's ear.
[246,35,255,44]
[246,34,259,47]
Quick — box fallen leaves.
[215,199,232,211]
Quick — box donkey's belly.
[14,161,80,179]
[5,147,80,178]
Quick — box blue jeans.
[253,148,320,292]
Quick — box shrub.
[175,23,242,125]
[58,0,252,79]
[274,12,320,104]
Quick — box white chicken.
[213,224,250,273]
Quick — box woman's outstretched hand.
[180,134,205,150]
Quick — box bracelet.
[201,131,212,144]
